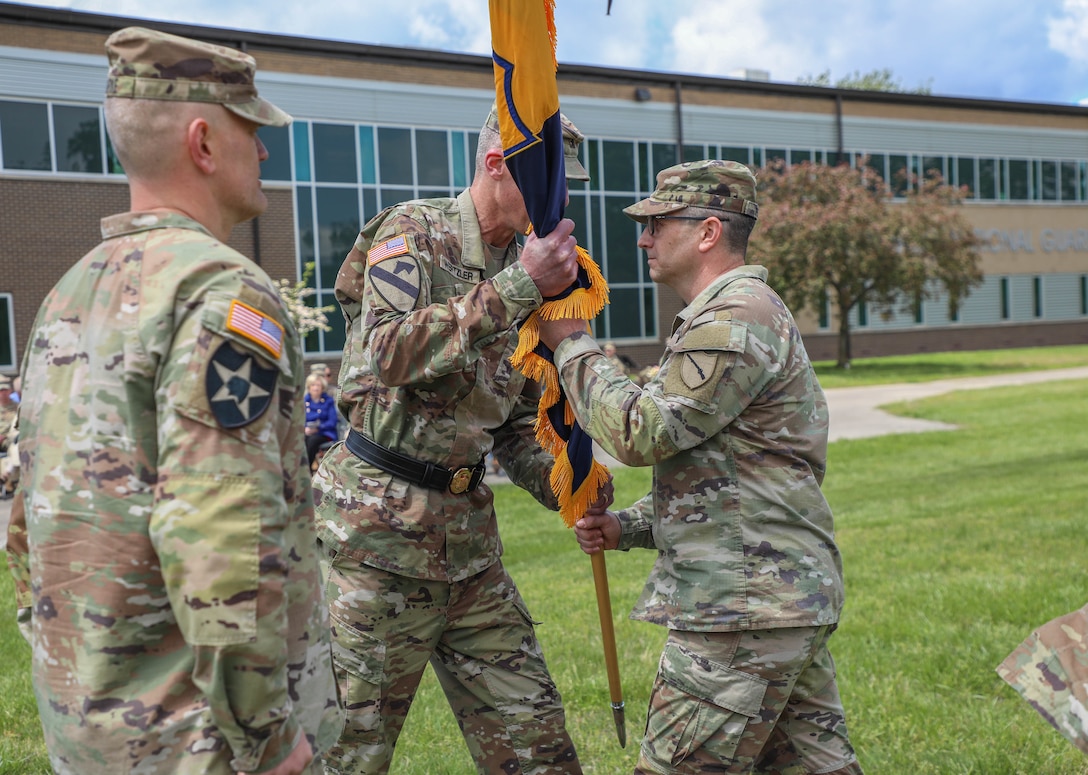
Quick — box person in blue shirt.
[304,373,339,470]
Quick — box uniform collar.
[671,264,769,333]
[456,189,487,271]
[101,211,216,241]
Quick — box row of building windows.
[824,274,1088,331]
[3,99,1088,357]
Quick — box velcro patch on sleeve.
[368,235,411,265]
[226,299,284,360]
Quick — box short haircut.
[103,97,207,180]
[474,122,503,176]
[684,205,756,256]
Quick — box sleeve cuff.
[615,508,655,552]
[553,334,602,371]
[491,261,543,319]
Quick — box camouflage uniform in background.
[551,160,863,774]
[313,113,589,775]
[998,604,1088,754]
[6,27,341,775]
[0,377,17,497]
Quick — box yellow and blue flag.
[489,0,610,525]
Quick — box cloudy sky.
[12,0,1088,105]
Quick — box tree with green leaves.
[748,160,982,367]
[799,68,933,95]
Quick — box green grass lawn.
[3,346,1088,773]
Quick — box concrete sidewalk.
[3,366,1088,549]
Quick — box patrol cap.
[624,159,759,222]
[310,363,329,374]
[104,26,291,127]
[483,105,590,181]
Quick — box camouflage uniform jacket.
[314,189,558,582]
[9,211,342,774]
[553,265,845,632]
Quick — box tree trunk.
[837,302,853,368]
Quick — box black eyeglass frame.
[646,214,728,236]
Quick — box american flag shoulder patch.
[226,299,285,359]
[368,234,410,265]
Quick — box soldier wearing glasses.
[538,160,864,775]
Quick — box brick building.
[1,2,1086,377]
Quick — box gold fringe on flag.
[511,244,610,525]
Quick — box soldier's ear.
[483,147,507,180]
[187,116,215,175]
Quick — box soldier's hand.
[520,218,579,298]
[241,736,313,775]
[574,511,621,554]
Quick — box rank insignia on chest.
[206,341,279,428]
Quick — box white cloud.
[1047,0,1088,65]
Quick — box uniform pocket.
[329,611,386,742]
[643,641,768,769]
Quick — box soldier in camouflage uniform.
[5,27,342,775]
[311,108,591,775]
[0,374,17,498]
[998,604,1088,754]
[538,160,864,774]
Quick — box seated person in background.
[304,373,339,470]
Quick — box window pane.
[651,142,678,177]
[1040,160,1058,201]
[864,154,887,184]
[638,141,652,190]
[790,149,811,165]
[105,132,124,174]
[362,189,378,223]
[0,101,51,170]
[451,131,467,189]
[318,291,346,352]
[890,154,910,196]
[359,126,376,184]
[751,148,763,167]
[642,287,657,338]
[257,124,291,181]
[0,295,12,368]
[315,187,360,289]
[379,187,413,209]
[978,158,997,199]
[607,287,644,338]
[765,148,787,165]
[683,144,703,163]
[53,105,101,173]
[416,130,449,186]
[956,157,976,197]
[1008,159,1029,200]
[1060,161,1078,201]
[567,192,590,248]
[602,141,635,191]
[921,155,945,180]
[721,146,750,164]
[604,195,640,283]
[378,127,413,184]
[293,122,311,182]
[313,123,357,184]
[296,186,315,274]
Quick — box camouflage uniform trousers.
[322,548,581,775]
[635,626,862,775]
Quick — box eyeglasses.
[646,215,727,236]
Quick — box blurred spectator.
[304,372,338,471]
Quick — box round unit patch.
[205,341,279,428]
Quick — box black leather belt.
[345,428,485,494]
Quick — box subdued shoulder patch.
[225,299,284,359]
[206,341,278,429]
[679,351,719,390]
[367,237,422,313]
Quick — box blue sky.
[13,0,1088,105]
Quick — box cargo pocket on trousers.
[643,641,768,770]
[330,612,386,743]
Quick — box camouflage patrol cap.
[624,159,759,221]
[483,104,590,180]
[104,27,291,127]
